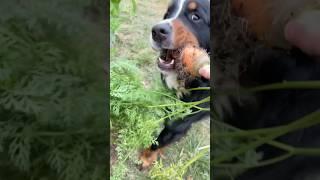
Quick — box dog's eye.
[191,14,200,21]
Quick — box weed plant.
[0,1,107,179]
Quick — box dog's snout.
[152,23,171,42]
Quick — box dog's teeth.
[169,59,174,65]
[159,57,165,63]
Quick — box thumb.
[284,10,320,57]
[198,65,210,79]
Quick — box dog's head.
[150,0,210,70]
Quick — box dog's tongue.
[158,57,174,70]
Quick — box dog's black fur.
[210,0,320,178]
[213,25,320,180]
[216,47,320,180]
[151,77,210,150]
[149,0,210,151]
[223,49,320,180]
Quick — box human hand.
[199,65,210,79]
[284,10,320,57]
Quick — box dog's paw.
[138,148,159,170]
[138,148,166,171]
[176,86,190,98]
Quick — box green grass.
[110,0,210,179]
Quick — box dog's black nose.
[152,23,171,42]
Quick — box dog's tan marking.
[181,45,210,77]
[188,1,197,11]
[172,19,199,48]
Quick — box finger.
[198,65,210,79]
[284,10,320,57]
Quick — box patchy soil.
[110,132,118,166]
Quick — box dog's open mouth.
[157,49,181,71]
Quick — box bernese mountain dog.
[141,1,320,180]
[139,0,210,169]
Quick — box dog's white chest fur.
[163,71,179,90]
[161,70,188,98]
